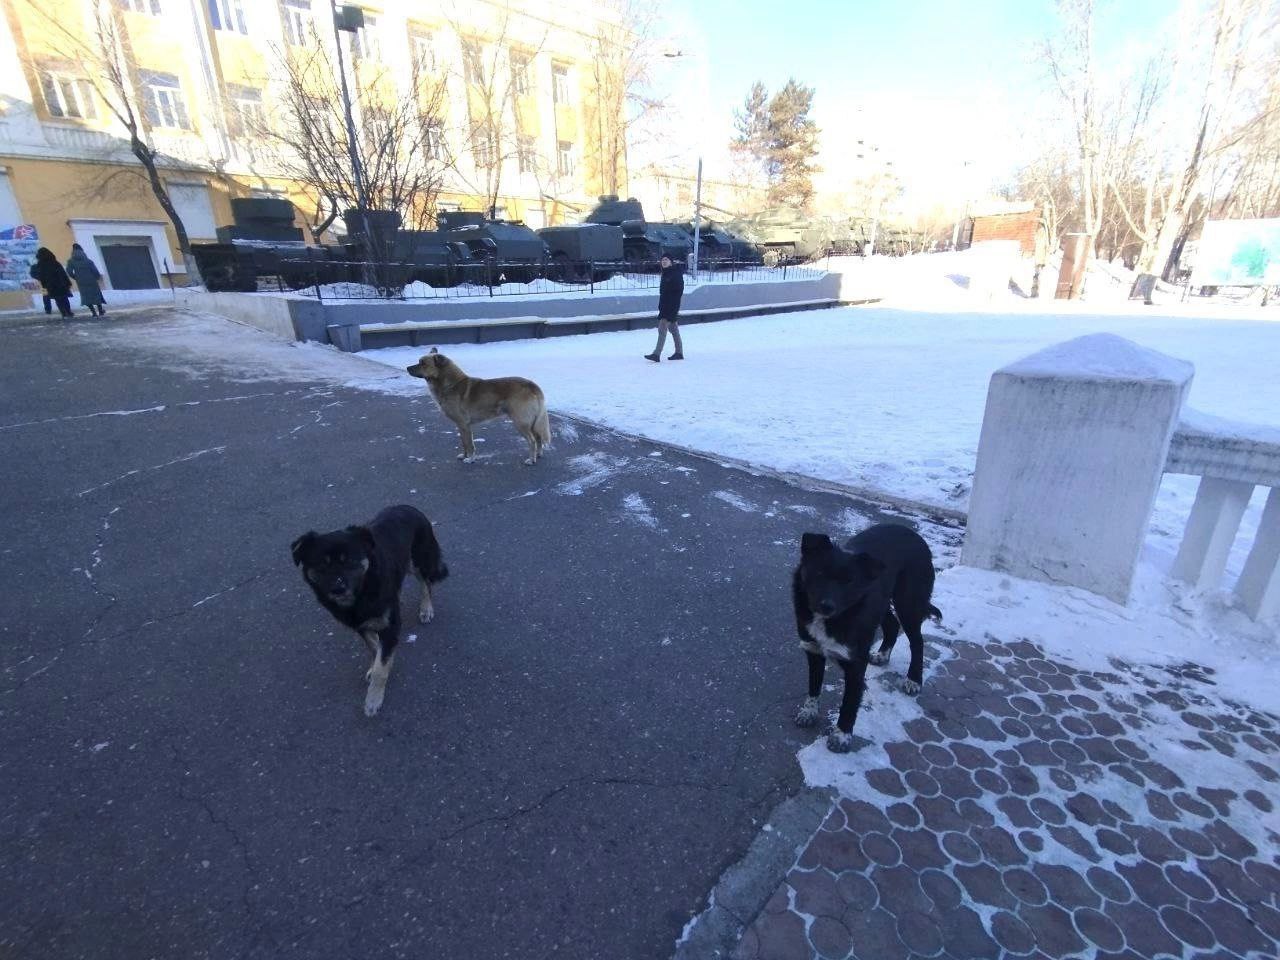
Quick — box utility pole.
[331,4,372,241]
[692,157,703,278]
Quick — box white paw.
[456,453,466,460]
[869,650,890,666]
[363,684,384,716]
[523,457,536,466]
[826,729,854,753]
[795,697,821,728]
[418,608,434,624]
[901,678,921,696]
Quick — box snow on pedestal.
[963,334,1194,604]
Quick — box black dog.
[291,505,448,716]
[792,523,941,752]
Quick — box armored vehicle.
[436,211,548,283]
[586,195,693,268]
[671,221,763,267]
[537,223,624,282]
[731,208,832,264]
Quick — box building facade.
[0,0,627,308]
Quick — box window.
[226,84,263,134]
[351,13,380,60]
[462,40,485,86]
[510,51,531,96]
[517,135,536,175]
[552,64,570,105]
[422,118,445,160]
[39,70,97,120]
[557,140,575,178]
[208,0,247,33]
[167,183,218,238]
[408,27,435,71]
[118,0,162,13]
[140,71,191,129]
[472,131,495,168]
[281,0,314,46]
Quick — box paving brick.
[989,910,1036,955]
[919,868,963,912]
[1169,790,1214,818]
[973,767,1009,795]
[895,909,944,957]
[1115,860,1187,909]
[902,769,940,799]
[1085,866,1133,905]
[934,906,998,959]
[955,862,1016,909]
[752,909,811,960]
[1131,759,1183,790]
[1048,768,1077,792]
[1017,830,1045,854]
[840,799,891,835]
[865,768,907,799]
[885,801,920,829]
[808,916,853,960]
[1019,903,1086,957]
[789,869,845,921]
[870,864,933,917]
[1073,906,1124,951]
[941,830,982,864]
[1163,864,1215,902]
[840,908,905,960]
[835,871,877,911]
[1191,896,1275,955]
[1095,827,1136,857]
[1168,825,1217,857]
[1001,765,1039,797]
[1159,904,1216,950]
[859,832,901,868]
[1203,820,1258,860]
[800,826,869,873]
[884,741,928,772]
[892,827,947,871]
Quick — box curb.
[673,788,835,959]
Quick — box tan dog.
[406,348,551,464]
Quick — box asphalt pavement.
[0,309,960,959]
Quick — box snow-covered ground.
[354,249,1279,709]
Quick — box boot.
[644,353,660,363]
[668,352,684,360]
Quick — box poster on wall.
[0,224,40,292]
[1192,218,1280,287]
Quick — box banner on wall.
[1191,218,1280,288]
[0,224,40,292]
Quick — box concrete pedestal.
[1235,487,1280,620]
[963,334,1193,604]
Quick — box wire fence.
[263,257,832,301]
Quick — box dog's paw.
[826,729,854,753]
[363,685,385,716]
[869,650,890,666]
[523,457,536,466]
[901,678,922,696]
[418,608,434,624]
[795,696,821,727]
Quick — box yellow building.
[0,0,628,308]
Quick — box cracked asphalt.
[0,309,961,959]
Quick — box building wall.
[970,211,1040,256]
[0,0,627,308]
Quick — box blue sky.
[661,0,1174,197]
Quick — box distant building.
[0,0,627,308]
[957,201,1041,256]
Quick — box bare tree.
[249,32,450,242]
[443,2,548,218]
[28,0,202,278]
[586,0,669,198]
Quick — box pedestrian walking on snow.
[644,255,685,362]
[29,247,74,319]
[67,244,106,316]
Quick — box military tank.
[436,211,548,284]
[730,208,832,264]
[194,196,316,291]
[585,196,693,269]
[671,220,763,267]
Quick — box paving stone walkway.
[730,635,1280,959]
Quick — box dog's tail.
[927,604,943,622]
[534,403,552,448]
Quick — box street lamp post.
[331,4,371,239]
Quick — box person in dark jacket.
[645,255,685,362]
[66,243,107,316]
[30,247,74,319]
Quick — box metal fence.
[263,257,831,301]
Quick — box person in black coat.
[645,255,685,362]
[29,247,74,319]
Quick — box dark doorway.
[100,244,159,289]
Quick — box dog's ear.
[432,353,445,367]
[345,525,378,555]
[800,532,834,555]
[852,552,886,581]
[429,346,439,355]
[290,532,317,566]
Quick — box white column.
[1171,477,1254,589]
[963,334,1193,605]
[1235,486,1280,621]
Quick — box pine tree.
[766,79,820,209]
[728,78,820,209]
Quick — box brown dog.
[406,348,551,464]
